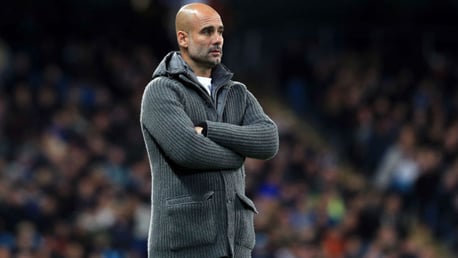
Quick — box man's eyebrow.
[200,25,224,31]
[200,26,214,31]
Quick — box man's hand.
[194,126,204,134]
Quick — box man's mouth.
[209,48,222,55]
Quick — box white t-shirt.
[197,76,212,95]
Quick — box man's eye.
[202,28,214,35]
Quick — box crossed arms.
[140,78,279,171]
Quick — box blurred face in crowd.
[176,3,224,76]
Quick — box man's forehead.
[175,4,223,33]
[195,14,223,29]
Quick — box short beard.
[191,54,221,69]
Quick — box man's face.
[187,14,224,69]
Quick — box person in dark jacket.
[140,3,279,258]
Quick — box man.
[140,3,279,258]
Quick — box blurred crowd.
[270,35,458,257]
[0,38,155,257]
[1,2,458,258]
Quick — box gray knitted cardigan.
[140,51,279,258]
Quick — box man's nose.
[213,34,223,45]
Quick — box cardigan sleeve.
[140,78,244,170]
[204,90,279,160]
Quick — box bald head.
[175,3,221,33]
[174,3,224,77]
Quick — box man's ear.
[177,31,188,48]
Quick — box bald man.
[140,3,279,258]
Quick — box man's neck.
[181,53,212,77]
[193,67,212,77]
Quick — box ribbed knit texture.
[140,52,279,258]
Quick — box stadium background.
[0,0,457,257]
